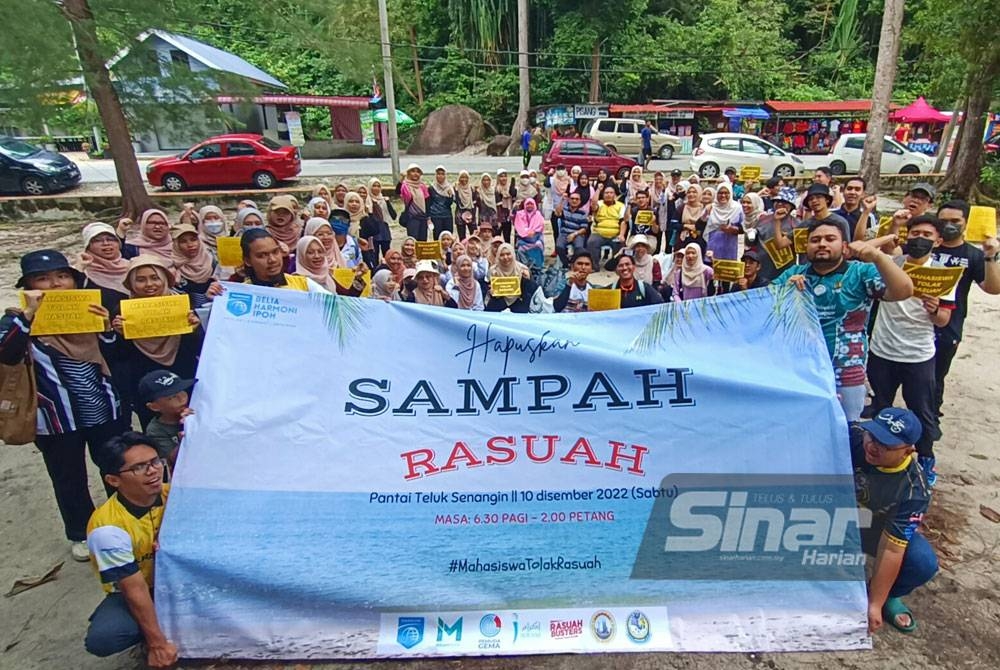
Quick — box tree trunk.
[942,87,992,199]
[61,0,152,217]
[409,25,424,106]
[932,100,962,174]
[507,0,530,155]
[588,40,601,103]
[859,0,905,193]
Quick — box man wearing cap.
[608,252,664,308]
[754,186,799,283]
[884,182,935,244]
[727,250,767,292]
[775,219,912,422]
[850,407,937,634]
[931,200,1000,417]
[801,183,851,246]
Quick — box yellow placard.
[712,260,745,283]
[762,237,794,269]
[903,262,964,298]
[793,227,809,254]
[739,165,762,182]
[217,236,243,267]
[333,268,372,297]
[415,241,443,260]
[490,276,521,298]
[966,205,998,243]
[634,210,655,227]
[876,215,908,242]
[120,294,193,339]
[19,290,104,336]
[588,288,621,311]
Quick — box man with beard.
[931,200,1000,417]
[775,220,912,422]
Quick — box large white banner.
[156,284,870,659]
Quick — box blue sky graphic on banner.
[155,283,870,659]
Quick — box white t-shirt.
[870,256,955,363]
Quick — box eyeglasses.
[146,221,169,227]
[118,457,166,476]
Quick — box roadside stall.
[763,100,884,155]
[890,97,950,155]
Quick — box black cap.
[138,369,196,403]
[670,169,683,177]
[329,207,351,220]
[15,250,83,288]
[805,183,833,203]
[908,182,936,200]
[741,249,761,264]
[604,248,635,272]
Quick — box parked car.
[827,134,934,176]
[540,138,637,180]
[582,118,682,160]
[146,133,301,191]
[690,133,803,179]
[0,137,81,195]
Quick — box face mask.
[556,169,566,177]
[529,177,538,184]
[941,223,962,242]
[204,221,224,235]
[903,237,935,258]
[331,219,350,235]
[520,177,530,185]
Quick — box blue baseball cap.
[858,407,922,448]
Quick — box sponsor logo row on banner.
[378,607,671,656]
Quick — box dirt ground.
[0,217,998,670]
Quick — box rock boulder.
[408,104,485,154]
[486,134,511,156]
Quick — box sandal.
[883,597,917,633]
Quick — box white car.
[827,134,934,176]
[689,133,804,179]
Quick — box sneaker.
[71,541,90,562]
[918,456,937,488]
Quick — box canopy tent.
[890,97,949,123]
[723,107,770,119]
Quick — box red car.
[146,133,301,191]
[540,138,637,180]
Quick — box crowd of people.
[2,154,998,666]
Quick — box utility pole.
[859,0,905,193]
[377,0,400,179]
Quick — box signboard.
[19,289,104,336]
[762,238,794,269]
[712,260,745,283]
[965,205,997,243]
[157,284,869,659]
[359,110,376,147]
[573,105,609,119]
[903,262,964,297]
[793,228,809,255]
[120,294,193,339]
[738,166,761,182]
[489,276,521,298]
[216,237,243,267]
[544,106,576,127]
[284,112,305,147]
[586,288,621,311]
[415,242,443,260]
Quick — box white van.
[583,118,681,159]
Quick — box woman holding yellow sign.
[0,249,127,562]
[110,256,203,430]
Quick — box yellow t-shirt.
[87,485,170,594]
[593,201,625,238]
[242,274,309,291]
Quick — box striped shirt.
[0,312,122,435]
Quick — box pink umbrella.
[890,97,950,123]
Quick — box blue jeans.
[556,232,586,267]
[85,593,142,657]
[889,532,938,598]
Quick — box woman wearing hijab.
[79,222,130,313]
[233,207,265,236]
[171,224,221,309]
[485,243,548,313]
[445,254,485,310]
[676,185,708,254]
[452,170,476,240]
[704,181,745,262]
[307,196,331,220]
[197,205,226,258]
[312,183,333,206]
[399,236,418,270]
[265,195,302,270]
[474,173,499,234]
[571,173,596,214]
[355,184,371,212]
[594,168,619,197]
[427,166,456,238]
[513,198,545,269]
[397,163,431,241]
[119,209,173,262]
[0,250,126,560]
[463,235,489,280]
[621,166,648,204]
[627,234,662,286]
[547,165,573,240]
[371,268,400,301]
[402,260,457,308]
[438,230,457,268]
[670,243,714,302]
[237,229,329,294]
[740,191,765,246]
[294,235,340,293]
[366,178,395,262]
[111,256,203,429]
[376,249,406,285]
[494,169,515,242]
[303,217,348,269]
[332,182,349,209]
[513,169,540,210]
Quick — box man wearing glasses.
[84,432,177,668]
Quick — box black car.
[0,137,82,195]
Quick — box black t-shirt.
[849,426,930,556]
[932,242,986,342]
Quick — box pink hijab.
[129,210,174,262]
[303,217,347,269]
[294,236,338,292]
